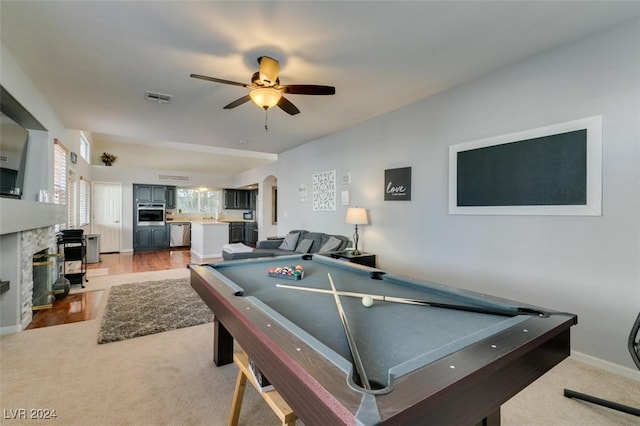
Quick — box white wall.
[236,20,640,375]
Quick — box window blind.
[67,169,77,227]
[80,177,90,226]
[53,139,68,230]
[53,139,68,205]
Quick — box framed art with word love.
[384,167,411,201]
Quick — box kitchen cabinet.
[166,186,176,209]
[244,222,257,245]
[134,226,168,250]
[249,190,257,210]
[134,184,167,203]
[224,189,251,210]
[228,221,257,245]
[229,222,245,243]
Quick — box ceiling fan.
[190,56,335,116]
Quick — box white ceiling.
[2,1,639,174]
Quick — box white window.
[53,139,68,229]
[53,140,67,205]
[79,177,90,226]
[177,188,220,214]
[80,131,90,162]
[67,169,77,227]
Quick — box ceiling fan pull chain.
[264,109,269,131]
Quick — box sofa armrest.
[256,239,284,250]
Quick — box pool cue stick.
[276,283,547,318]
[326,273,372,391]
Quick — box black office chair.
[564,312,640,417]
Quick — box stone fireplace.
[0,226,57,332]
[19,227,58,324]
[1,198,66,334]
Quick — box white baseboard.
[0,324,23,336]
[571,351,640,382]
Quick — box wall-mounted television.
[0,112,29,198]
[0,85,47,200]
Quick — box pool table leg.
[475,408,500,426]
[214,317,234,366]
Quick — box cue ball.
[362,295,374,307]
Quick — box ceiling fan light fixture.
[249,87,281,109]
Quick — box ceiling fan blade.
[223,95,252,109]
[190,74,249,88]
[281,85,335,95]
[258,56,279,85]
[277,96,300,115]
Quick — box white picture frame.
[449,116,602,216]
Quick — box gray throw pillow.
[279,233,300,251]
[295,239,313,254]
[319,236,342,252]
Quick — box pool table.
[190,254,576,425]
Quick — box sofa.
[222,230,349,261]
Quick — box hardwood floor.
[87,247,196,274]
[27,248,222,329]
[27,291,104,329]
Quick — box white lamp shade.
[345,207,368,225]
[249,88,282,109]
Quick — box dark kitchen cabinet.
[224,189,251,210]
[244,222,257,245]
[249,190,257,210]
[166,186,176,209]
[229,222,245,243]
[134,226,168,250]
[134,184,167,203]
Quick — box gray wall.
[237,20,640,374]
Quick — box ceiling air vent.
[158,174,190,182]
[145,91,172,104]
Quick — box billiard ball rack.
[267,265,304,280]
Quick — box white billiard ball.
[362,295,374,308]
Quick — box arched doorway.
[260,175,277,239]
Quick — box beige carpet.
[1,269,639,425]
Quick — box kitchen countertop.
[191,220,229,225]
[170,219,255,224]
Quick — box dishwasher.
[169,222,191,247]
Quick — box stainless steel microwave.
[137,203,165,226]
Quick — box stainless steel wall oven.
[137,203,165,226]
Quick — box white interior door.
[92,182,122,253]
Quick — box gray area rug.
[98,278,214,344]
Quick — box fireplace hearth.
[32,249,54,310]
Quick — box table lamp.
[345,207,368,255]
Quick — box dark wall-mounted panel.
[456,130,587,207]
[449,116,602,216]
